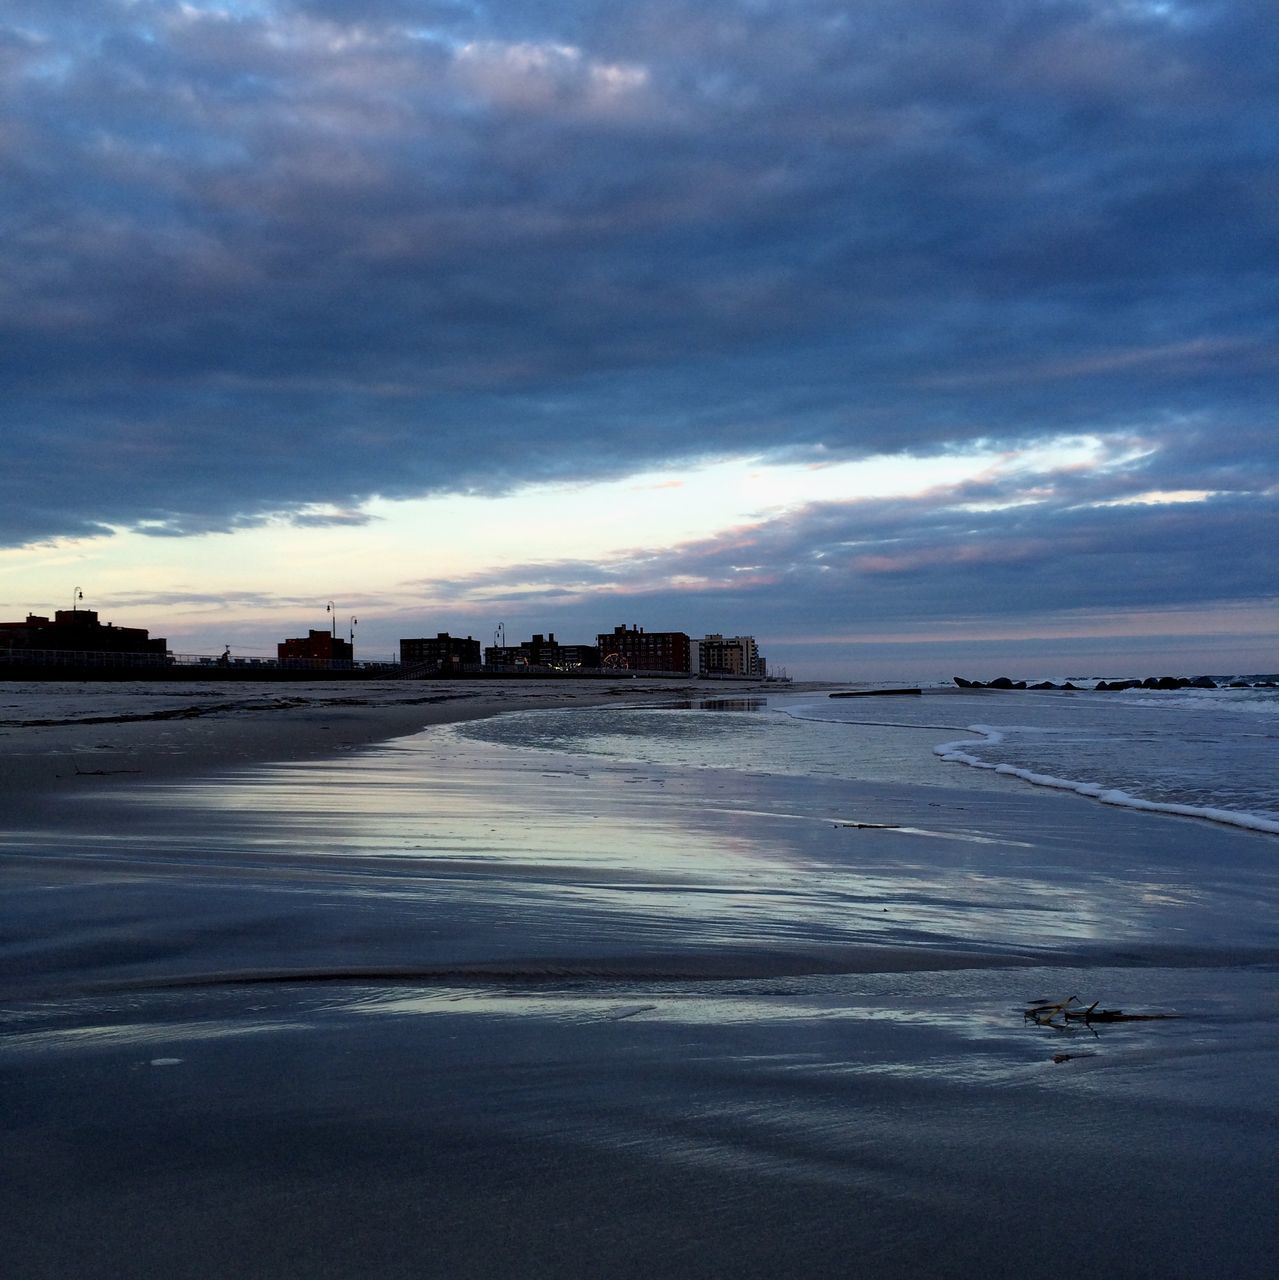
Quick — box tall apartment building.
[597,624,691,674]
[400,633,481,669]
[698,634,762,677]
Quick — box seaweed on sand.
[1023,995,1180,1027]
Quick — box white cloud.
[454,38,650,113]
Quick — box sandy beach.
[3,681,1277,1278]
[0,677,781,806]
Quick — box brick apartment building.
[0,609,167,658]
[278,630,353,664]
[400,633,482,669]
[596,624,691,673]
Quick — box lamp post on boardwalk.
[71,587,83,614]
[326,601,335,639]
[349,617,358,648]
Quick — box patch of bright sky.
[2,434,1122,623]
[172,1,275,18]
[1094,489,1216,507]
[783,600,1279,647]
[1112,1,1193,26]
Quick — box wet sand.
[2,683,1277,1278]
[0,677,786,808]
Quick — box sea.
[3,681,1278,1278]
[458,679,1279,834]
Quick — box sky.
[1,0,1276,679]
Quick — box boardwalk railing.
[2,647,765,680]
[0,647,397,673]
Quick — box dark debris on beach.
[956,675,1277,691]
[1023,995,1180,1027]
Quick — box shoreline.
[0,676,819,811]
[8,683,1276,977]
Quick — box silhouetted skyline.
[2,3,1275,678]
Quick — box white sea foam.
[934,725,1279,835]
[788,685,1279,835]
[1112,693,1279,716]
[480,692,1279,836]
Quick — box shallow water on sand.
[3,700,1278,1277]
[5,714,1277,993]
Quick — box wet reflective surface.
[5,712,1278,1001]
[4,963,1277,1279]
[4,701,1278,1277]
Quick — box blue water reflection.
[5,704,1270,1003]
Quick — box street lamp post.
[326,601,335,638]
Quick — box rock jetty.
[953,675,1277,691]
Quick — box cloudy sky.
[2,0,1275,677]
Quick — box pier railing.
[0,647,398,674]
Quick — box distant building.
[698,634,762,678]
[400,633,481,670]
[524,633,600,670]
[596,624,691,674]
[0,609,167,659]
[278,630,353,665]
[484,644,529,669]
[484,633,600,670]
[543,642,601,670]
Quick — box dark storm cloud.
[1,0,1276,565]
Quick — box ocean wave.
[1110,693,1279,717]
[934,727,1279,836]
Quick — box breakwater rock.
[953,675,1277,691]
